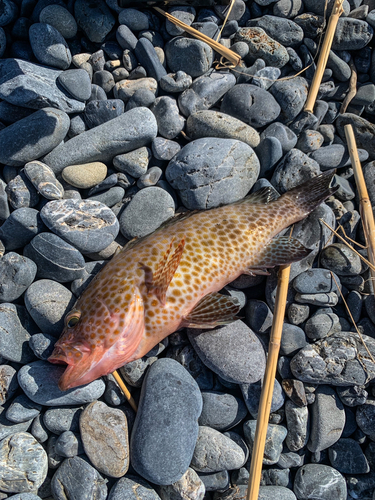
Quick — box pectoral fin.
[139,237,185,306]
[182,292,241,329]
[250,236,311,269]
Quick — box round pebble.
[39,5,78,39]
[0,252,37,302]
[198,391,248,431]
[29,23,71,70]
[62,162,107,189]
[23,161,64,200]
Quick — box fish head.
[48,285,145,390]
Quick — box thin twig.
[340,59,357,113]
[247,265,291,500]
[215,0,235,42]
[112,369,138,412]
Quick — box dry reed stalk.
[304,0,345,113]
[344,124,375,295]
[246,264,291,500]
[112,369,138,412]
[340,59,357,113]
[153,6,241,67]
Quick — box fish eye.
[65,310,81,328]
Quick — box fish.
[48,170,338,390]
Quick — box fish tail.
[281,169,338,217]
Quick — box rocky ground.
[1,0,375,499]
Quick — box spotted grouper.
[49,170,337,390]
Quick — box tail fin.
[281,170,338,217]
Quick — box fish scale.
[49,170,338,390]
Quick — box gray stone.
[241,379,284,418]
[255,137,283,177]
[114,78,157,103]
[320,243,364,276]
[293,268,341,294]
[24,161,64,200]
[166,138,259,210]
[165,37,213,78]
[329,438,369,474]
[116,24,138,50]
[135,37,167,82]
[51,456,107,500]
[6,395,42,424]
[80,400,129,478]
[152,138,181,161]
[305,310,341,340]
[188,320,265,384]
[55,431,83,458]
[0,432,47,493]
[108,476,159,500]
[29,23,71,70]
[0,303,34,363]
[191,426,246,472]
[291,332,375,386]
[198,391,248,431]
[119,356,157,388]
[243,420,287,465]
[44,107,157,175]
[0,59,84,113]
[336,113,375,160]
[295,292,338,307]
[296,129,324,153]
[200,470,230,491]
[260,122,297,152]
[43,407,82,435]
[0,253,37,303]
[24,279,76,336]
[0,108,70,166]
[234,28,289,67]
[247,15,304,47]
[280,324,307,356]
[356,400,375,439]
[166,345,214,391]
[221,84,281,128]
[245,300,273,334]
[252,67,281,91]
[5,172,40,210]
[39,5,78,39]
[150,96,185,140]
[74,0,115,43]
[130,358,202,485]
[160,71,192,93]
[113,147,150,177]
[287,303,310,326]
[186,110,260,148]
[0,365,18,405]
[29,333,56,361]
[332,17,373,51]
[119,8,149,31]
[158,468,205,500]
[293,464,347,500]
[58,69,92,102]
[285,400,309,452]
[270,149,320,193]
[18,360,106,406]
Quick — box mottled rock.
[0,253,37,303]
[29,23,71,70]
[24,161,64,200]
[243,420,287,465]
[165,37,213,78]
[234,28,289,67]
[293,464,347,500]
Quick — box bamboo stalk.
[112,369,138,412]
[344,124,375,295]
[304,0,345,113]
[246,264,291,500]
[153,6,241,67]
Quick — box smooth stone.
[245,299,273,335]
[0,365,18,405]
[198,391,248,431]
[332,18,373,51]
[80,401,128,478]
[114,78,157,102]
[119,8,149,31]
[40,199,119,253]
[43,407,82,435]
[293,268,341,294]
[74,0,115,43]
[356,400,375,438]
[62,162,107,189]
[269,77,308,123]
[18,360,105,406]
[57,69,91,102]
[152,138,181,161]
[150,96,185,140]
[280,324,307,356]
[329,438,369,474]
[0,108,70,166]
[51,456,107,500]
[24,161,64,200]
[0,253,37,303]
[108,476,159,500]
[165,37,213,78]
[260,122,297,152]
[5,172,40,210]
[30,413,48,443]
[29,23,71,70]
[241,379,284,418]
[29,332,56,360]
[247,15,304,47]
[0,208,46,251]
[119,186,174,239]
[120,356,157,388]
[88,186,125,208]
[92,70,115,93]
[166,138,259,209]
[125,88,156,111]
[6,395,42,424]
[291,332,375,386]
[293,464,347,500]
[305,310,341,340]
[130,358,202,485]
[158,468,205,500]
[0,432,48,493]
[85,99,124,128]
[24,279,76,336]
[336,113,375,160]
[296,130,324,152]
[24,233,85,283]
[44,107,157,175]
[135,37,167,82]
[186,110,260,148]
[160,71,192,94]
[234,27,289,67]
[310,144,368,169]
[39,5,77,39]
[0,303,34,363]
[243,420,287,465]
[188,321,266,384]
[0,59,85,113]
[54,430,83,458]
[285,400,309,451]
[320,243,363,276]
[221,84,280,128]
[116,24,138,50]
[0,408,32,443]
[166,344,214,391]
[178,72,236,117]
[252,67,281,91]
[200,470,230,491]
[191,426,246,473]
[270,149,320,193]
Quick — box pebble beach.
[1,0,375,499]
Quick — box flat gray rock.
[130,358,202,485]
[0,108,70,166]
[18,360,106,406]
[0,303,34,363]
[44,107,157,175]
[187,320,266,384]
[0,59,84,113]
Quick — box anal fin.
[139,237,185,306]
[182,292,241,329]
[252,236,312,269]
